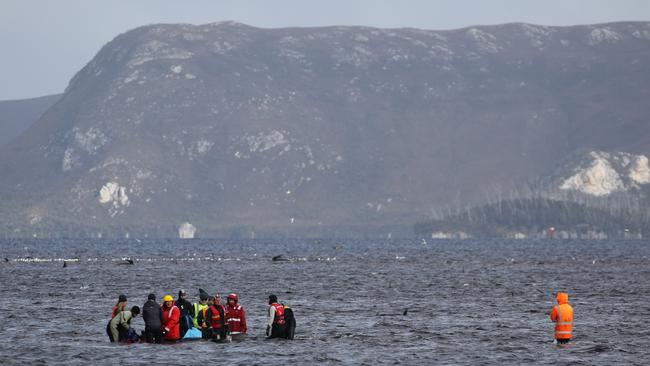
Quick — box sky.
[1,0,650,100]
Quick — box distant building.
[179,222,196,239]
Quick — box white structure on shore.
[178,222,196,239]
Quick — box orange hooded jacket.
[550,292,573,340]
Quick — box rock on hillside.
[558,151,650,196]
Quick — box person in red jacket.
[226,293,247,338]
[111,294,128,318]
[266,294,287,339]
[205,294,228,341]
[161,295,181,342]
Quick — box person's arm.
[550,306,558,322]
[141,306,148,325]
[120,311,132,330]
[168,307,180,330]
[162,308,171,333]
[220,306,226,329]
[266,306,275,336]
[191,304,198,328]
[203,307,211,328]
[240,307,247,333]
[268,306,276,327]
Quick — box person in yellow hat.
[162,295,181,341]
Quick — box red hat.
[227,293,238,302]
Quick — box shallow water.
[1,239,649,365]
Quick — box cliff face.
[1,22,650,238]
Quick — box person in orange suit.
[550,292,574,344]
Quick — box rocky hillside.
[1,21,650,238]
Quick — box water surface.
[1,239,649,365]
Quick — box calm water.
[1,238,649,365]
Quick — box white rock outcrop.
[465,28,499,53]
[62,148,77,171]
[178,222,196,239]
[99,182,130,207]
[587,27,622,46]
[559,151,650,196]
[560,152,624,196]
[74,127,107,154]
[629,155,650,185]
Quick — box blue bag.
[182,327,203,340]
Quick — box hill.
[1,22,650,238]
[0,94,61,146]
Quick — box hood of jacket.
[556,292,569,305]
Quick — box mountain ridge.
[0,94,61,147]
[1,21,650,238]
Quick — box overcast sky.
[1,0,650,100]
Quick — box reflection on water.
[1,238,648,365]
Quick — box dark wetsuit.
[175,298,193,338]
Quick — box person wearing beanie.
[108,305,140,343]
[204,294,228,341]
[193,291,210,330]
[111,294,128,318]
[175,290,193,338]
[142,293,164,343]
[266,294,287,339]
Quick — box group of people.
[107,288,572,345]
[107,290,295,344]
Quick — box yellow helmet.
[163,295,174,302]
